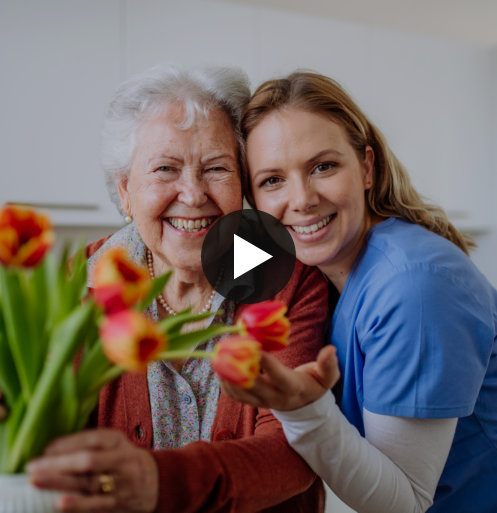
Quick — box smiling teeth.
[291,215,334,234]
[168,216,216,232]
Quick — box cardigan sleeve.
[151,263,329,513]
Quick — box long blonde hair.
[242,72,474,254]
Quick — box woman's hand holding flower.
[221,345,340,411]
[27,429,158,513]
[213,300,340,411]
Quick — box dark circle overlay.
[201,209,296,304]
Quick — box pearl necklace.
[146,249,216,316]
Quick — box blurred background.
[1,2,496,508]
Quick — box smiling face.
[246,107,375,290]
[118,103,241,273]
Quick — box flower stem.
[0,269,34,400]
[87,366,124,395]
[156,349,211,360]
[7,302,93,473]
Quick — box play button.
[233,234,272,279]
[201,209,296,304]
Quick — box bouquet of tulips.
[0,205,290,475]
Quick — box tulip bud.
[238,300,290,352]
[100,310,167,372]
[92,247,150,313]
[212,335,261,389]
[0,205,54,268]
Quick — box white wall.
[0,1,122,226]
[470,44,497,287]
[122,0,495,229]
[2,1,495,285]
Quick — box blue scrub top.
[331,218,497,513]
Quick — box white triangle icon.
[233,234,273,280]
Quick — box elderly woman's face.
[118,103,241,272]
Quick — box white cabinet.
[0,0,122,225]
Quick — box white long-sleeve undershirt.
[273,393,457,513]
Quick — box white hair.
[101,63,251,212]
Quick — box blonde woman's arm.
[274,392,457,513]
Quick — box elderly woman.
[26,65,329,512]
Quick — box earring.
[124,214,132,223]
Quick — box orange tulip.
[100,310,167,372]
[92,247,150,313]
[238,300,290,352]
[212,335,261,388]
[0,205,54,268]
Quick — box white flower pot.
[0,474,60,513]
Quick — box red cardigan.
[87,239,329,512]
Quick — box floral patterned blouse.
[87,222,235,449]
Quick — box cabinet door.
[0,0,122,225]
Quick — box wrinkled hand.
[222,345,340,411]
[27,429,158,513]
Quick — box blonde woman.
[224,72,497,513]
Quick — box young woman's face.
[246,108,375,289]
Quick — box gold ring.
[98,473,115,494]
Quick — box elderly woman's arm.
[151,409,319,512]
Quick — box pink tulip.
[238,301,290,352]
[92,247,150,313]
[212,335,261,388]
[100,310,167,372]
